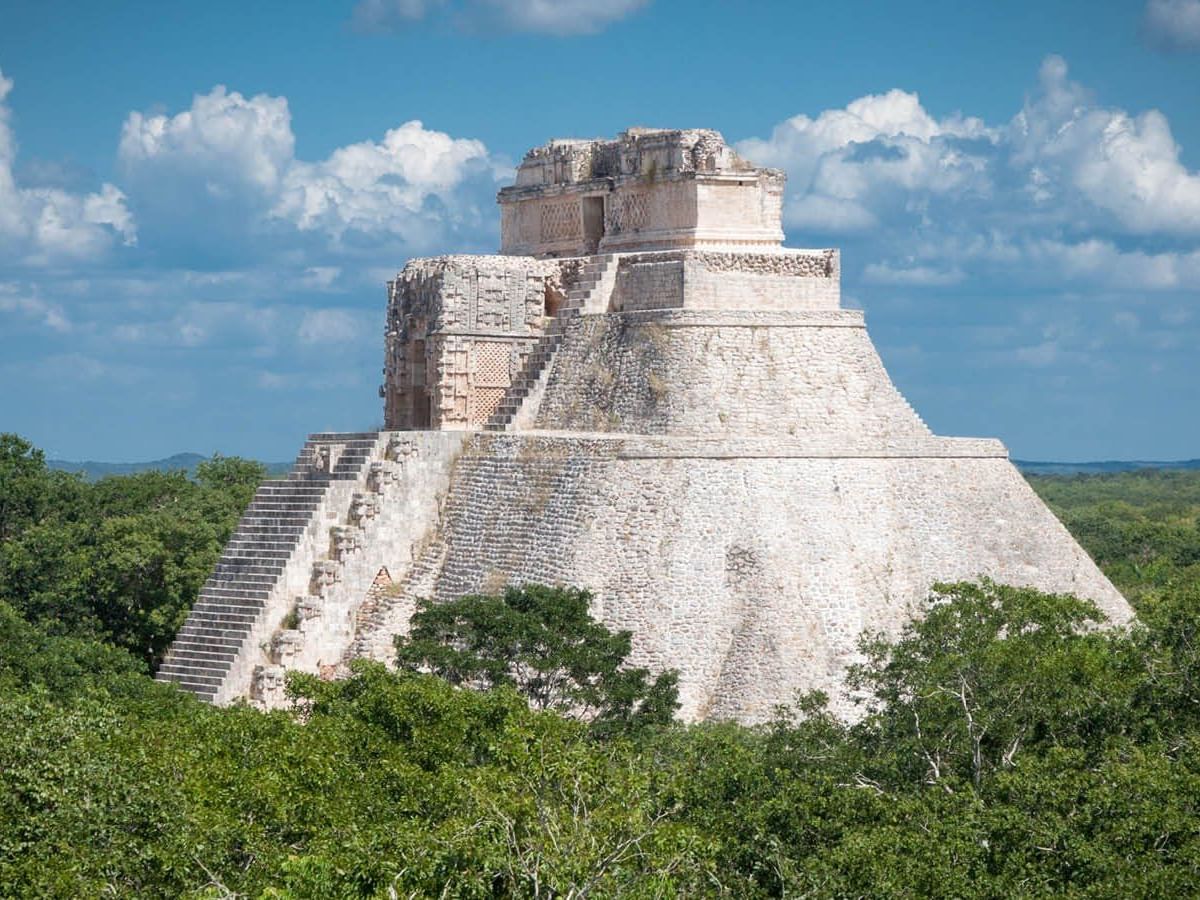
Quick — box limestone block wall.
[609,250,840,312]
[691,177,786,246]
[348,433,1131,723]
[533,310,930,438]
[610,254,684,310]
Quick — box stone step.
[187,604,264,621]
[208,571,278,585]
[168,632,246,651]
[208,570,279,584]
[222,545,294,558]
[212,566,285,580]
[191,596,265,611]
[181,618,259,636]
[165,642,240,661]
[176,623,254,642]
[175,614,254,633]
[203,580,276,595]
[236,517,312,528]
[252,494,325,504]
[185,607,258,623]
[232,528,308,540]
[230,526,306,539]
[214,557,287,570]
[238,512,314,523]
[245,501,320,512]
[306,431,379,440]
[156,672,225,691]
[155,674,220,697]
[200,586,271,601]
[186,606,260,622]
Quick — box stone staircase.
[484,254,615,432]
[155,432,381,701]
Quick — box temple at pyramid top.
[498,128,786,258]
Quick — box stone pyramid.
[158,128,1130,721]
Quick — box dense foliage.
[2,436,1200,897]
[395,584,680,736]
[1029,468,1200,604]
[0,434,263,666]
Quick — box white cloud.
[469,0,649,34]
[1018,238,1200,291]
[117,87,503,257]
[740,56,1200,290]
[1011,56,1200,234]
[862,262,964,286]
[0,283,71,332]
[351,0,648,34]
[737,88,994,236]
[0,69,136,265]
[1144,0,1200,51]
[298,309,359,345]
[274,120,497,246]
[118,85,293,196]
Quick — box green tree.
[849,580,1139,793]
[395,584,680,736]
[0,433,50,543]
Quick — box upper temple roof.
[498,128,785,257]
[509,128,761,189]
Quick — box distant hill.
[1015,459,1200,476]
[48,453,291,481]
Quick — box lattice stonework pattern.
[606,192,650,234]
[470,341,513,425]
[540,201,580,243]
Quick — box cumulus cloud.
[116,86,503,261]
[1011,56,1200,234]
[738,88,994,236]
[274,120,498,248]
[119,85,293,196]
[1144,0,1200,51]
[739,56,1200,290]
[351,0,649,35]
[0,69,136,265]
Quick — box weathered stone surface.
[499,128,785,257]
[159,127,1131,722]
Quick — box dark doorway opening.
[582,196,605,254]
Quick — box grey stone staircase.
[484,254,614,432]
[155,432,380,701]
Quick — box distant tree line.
[2,432,1200,897]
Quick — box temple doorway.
[582,196,605,254]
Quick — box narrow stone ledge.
[610,309,866,328]
[466,431,1008,460]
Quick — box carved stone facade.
[383,255,569,430]
[499,128,785,258]
[160,127,1131,724]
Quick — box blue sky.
[1,0,1198,462]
